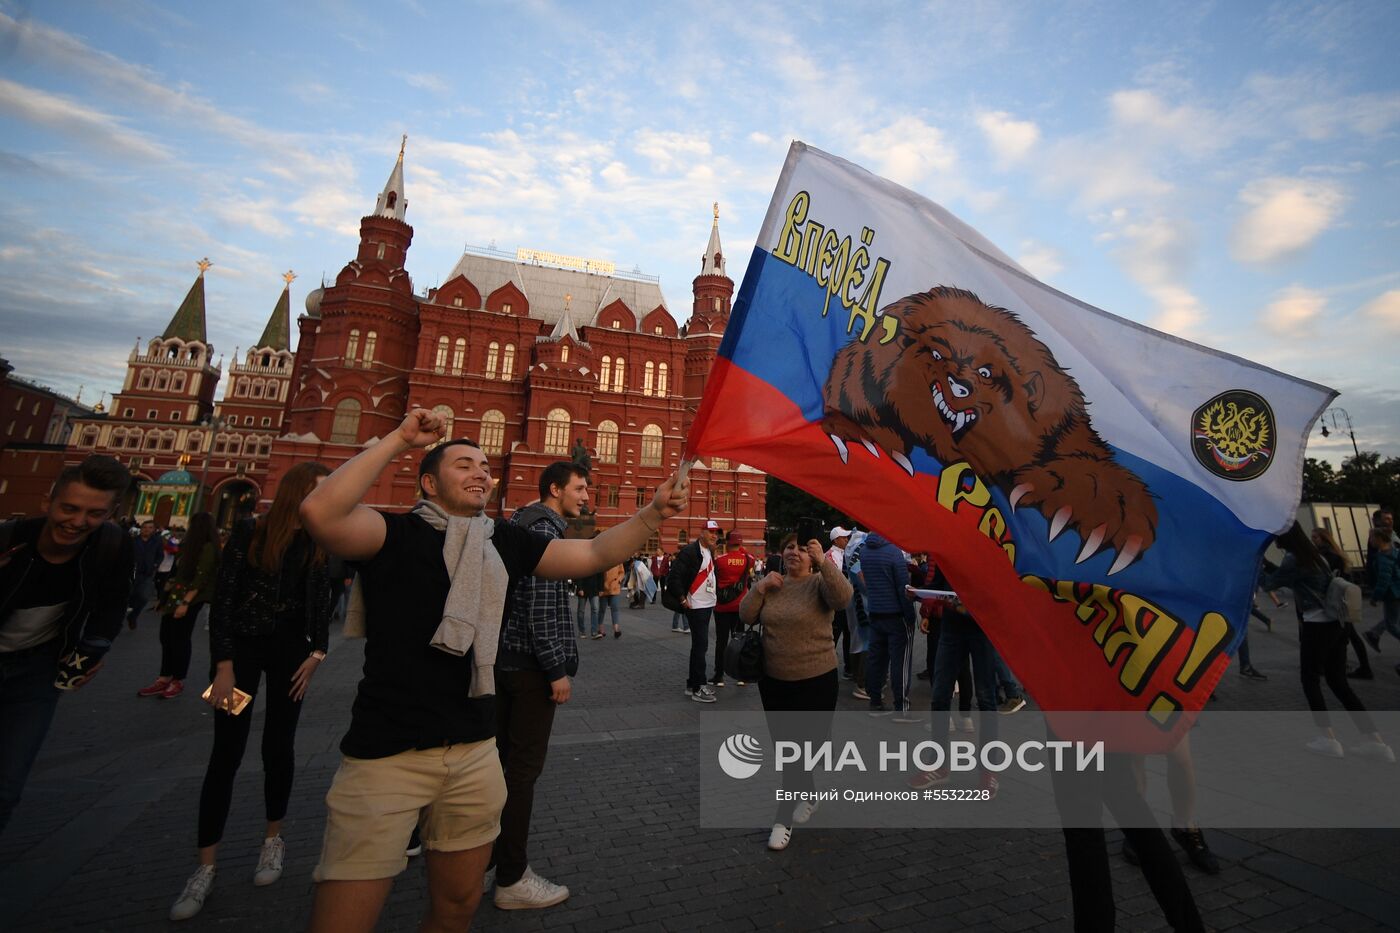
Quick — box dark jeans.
[713,611,740,681]
[759,668,838,824]
[1052,750,1203,933]
[925,622,971,713]
[1343,621,1372,674]
[1299,621,1375,733]
[0,639,63,834]
[686,607,713,690]
[127,572,156,623]
[197,630,309,848]
[929,616,999,751]
[492,669,558,887]
[158,604,203,679]
[832,606,851,674]
[865,613,913,710]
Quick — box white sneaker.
[690,685,718,703]
[170,864,216,921]
[1349,740,1397,763]
[852,687,870,700]
[767,823,792,851]
[958,716,976,733]
[1305,735,1345,758]
[493,866,570,910]
[793,800,819,824]
[252,836,284,886]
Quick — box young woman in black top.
[137,511,219,700]
[169,462,332,921]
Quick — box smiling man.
[0,454,134,835]
[299,409,686,933]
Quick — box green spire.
[256,272,294,351]
[162,258,210,343]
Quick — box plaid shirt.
[497,502,578,681]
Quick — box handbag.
[725,608,764,682]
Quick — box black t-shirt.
[0,552,81,652]
[341,511,550,759]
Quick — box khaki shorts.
[313,739,506,882]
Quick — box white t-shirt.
[688,545,717,609]
[826,544,846,570]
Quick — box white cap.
[830,526,851,542]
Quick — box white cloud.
[851,116,956,187]
[203,193,293,238]
[1016,240,1063,280]
[976,110,1039,168]
[1261,285,1326,336]
[400,72,450,94]
[1110,215,1206,335]
[1359,289,1400,333]
[1230,177,1346,264]
[0,78,169,161]
[633,130,712,174]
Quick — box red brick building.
[0,359,95,517]
[268,142,765,549]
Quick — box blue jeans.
[1369,599,1400,642]
[127,573,156,624]
[575,595,598,635]
[672,610,689,632]
[930,616,999,754]
[992,648,1024,701]
[0,639,63,834]
[686,608,712,690]
[598,593,622,633]
[865,613,914,710]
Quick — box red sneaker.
[908,767,949,789]
[137,679,171,697]
[979,771,1000,800]
[160,679,185,699]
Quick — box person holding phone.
[168,462,333,921]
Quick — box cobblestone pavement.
[1,598,1397,932]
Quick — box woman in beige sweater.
[738,532,852,850]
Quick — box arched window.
[376,243,386,260]
[227,435,242,456]
[386,191,397,210]
[235,379,248,396]
[560,345,569,363]
[330,399,361,444]
[543,408,570,455]
[596,420,619,463]
[127,429,142,449]
[345,329,360,363]
[172,372,186,393]
[138,369,153,390]
[187,432,203,452]
[643,361,655,396]
[640,423,663,466]
[260,437,273,457]
[160,431,175,451]
[80,427,98,447]
[435,336,449,372]
[155,371,170,391]
[251,380,263,398]
[657,362,668,398]
[501,344,515,380]
[599,356,612,390]
[452,338,466,374]
[143,431,160,450]
[485,342,500,379]
[612,357,625,393]
[362,331,377,364]
[480,410,505,455]
[431,405,455,447]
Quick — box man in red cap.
[664,520,721,702]
[711,531,756,688]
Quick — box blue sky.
[1,0,1397,462]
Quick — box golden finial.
[196,257,212,276]
[282,270,297,286]
[399,134,407,162]
[94,391,106,413]
[713,201,719,223]
[564,293,572,311]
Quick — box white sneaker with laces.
[1349,740,1396,763]
[793,800,819,824]
[170,864,216,921]
[691,684,718,703]
[1305,735,1345,758]
[252,835,285,886]
[493,866,570,910]
[767,823,792,851]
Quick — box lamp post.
[192,414,226,514]
[1319,407,1360,459]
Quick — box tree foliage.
[1301,452,1399,513]
[764,476,853,550]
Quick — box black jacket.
[665,540,705,604]
[0,517,134,665]
[209,519,330,664]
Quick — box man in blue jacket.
[0,455,134,834]
[860,533,917,718]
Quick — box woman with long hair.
[169,462,333,921]
[738,532,852,851]
[137,512,219,700]
[1262,522,1391,761]
[1310,526,1373,679]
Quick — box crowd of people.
[2,431,1397,931]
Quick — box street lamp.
[192,414,226,514]
[1319,407,1360,459]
